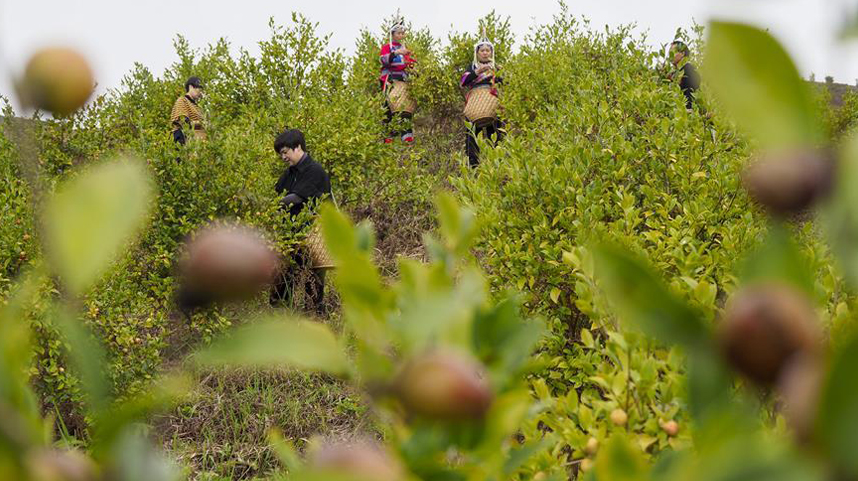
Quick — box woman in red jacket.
[380,17,417,143]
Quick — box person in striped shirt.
[170,76,206,144]
[380,18,416,143]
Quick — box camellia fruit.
[17,47,95,117]
[610,408,628,426]
[177,225,279,308]
[584,437,599,455]
[719,284,821,386]
[777,353,824,442]
[311,441,404,481]
[393,349,493,421]
[661,420,679,437]
[741,149,834,217]
[25,449,97,481]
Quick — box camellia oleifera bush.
[453,5,855,475]
[0,12,454,429]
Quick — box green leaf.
[825,134,858,286]
[817,335,858,476]
[705,21,821,149]
[472,297,545,389]
[740,224,815,294]
[595,245,709,348]
[436,193,479,258]
[91,373,191,458]
[319,205,390,321]
[0,271,45,441]
[54,309,111,415]
[594,434,648,481]
[194,317,350,376]
[686,350,733,427]
[44,158,153,296]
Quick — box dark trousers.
[466,118,505,167]
[270,250,326,314]
[384,104,413,139]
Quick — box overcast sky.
[1,0,857,111]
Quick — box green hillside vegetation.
[3,6,858,481]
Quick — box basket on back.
[305,223,335,270]
[386,80,416,115]
[463,86,499,126]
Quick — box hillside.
[2,9,858,481]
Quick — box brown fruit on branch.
[17,47,94,116]
[311,441,404,481]
[661,420,679,437]
[719,284,821,386]
[610,408,628,426]
[580,458,594,473]
[25,449,97,481]
[178,225,279,308]
[741,149,834,217]
[394,350,493,421]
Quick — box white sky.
[1,0,857,111]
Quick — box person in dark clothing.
[668,40,701,111]
[270,129,332,314]
[461,40,504,167]
[170,76,206,144]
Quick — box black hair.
[670,40,690,56]
[273,129,306,153]
[184,76,203,92]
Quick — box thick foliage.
[453,8,850,470]
[1,14,441,431]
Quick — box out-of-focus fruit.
[661,420,679,437]
[719,284,821,386]
[25,449,97,481]
[393,349,493,421]
[177,225,279,308]
[580,458,594,473]
[311,441,404,481]
[17,47,94,116]
[610,408,628,426]
[584,437,599,455]
[741,149,834,216]
[777,353,824,442]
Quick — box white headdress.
[389,10,406,35]
[473,27,495,70]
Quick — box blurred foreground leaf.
[594,434,648,481]
[705,21,821,150]
[825,134,858,286]
[595,245,708,348]
[194,317,349,376]
[44,158,153,296]
[740,224,815,295]
[817,335,858,476]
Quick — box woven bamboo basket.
[306,224,335,270]
[387,80,416,114]
[463,86,499,125]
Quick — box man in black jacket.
[270,129,332,313]
[669,40,701,111]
